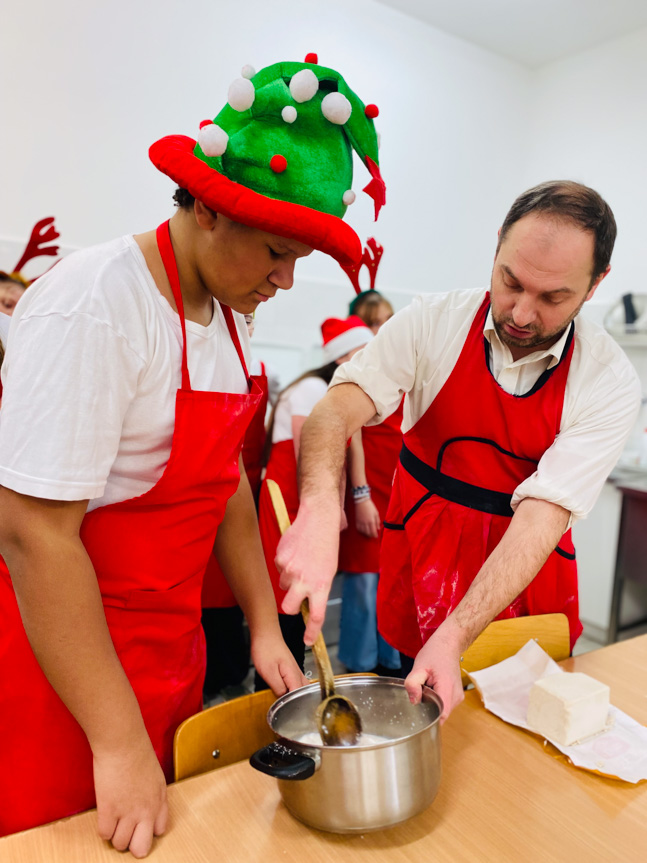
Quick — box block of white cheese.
[526,672,610,746]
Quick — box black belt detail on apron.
[399,442,515,517]
[386,445,577,562]
[383,490,434,531]
[554,545,576,561]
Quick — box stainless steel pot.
[250,675,442,833]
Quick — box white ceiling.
[375,0,647,67]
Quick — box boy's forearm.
[5,525,148,753]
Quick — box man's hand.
[94,741,168,859]
[251,630,308,695]
[404,627,465,723]
[275,494,341,644]
[354,498,381,538]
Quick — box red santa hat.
[321,315,373,363]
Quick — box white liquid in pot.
[296,731,392,747]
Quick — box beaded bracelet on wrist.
[352,484,371,504]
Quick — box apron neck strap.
[155,220,252,390]
[221,304,252,383]
[156,220,191,391]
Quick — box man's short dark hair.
[173,187,195,210]
[498,180,617,284]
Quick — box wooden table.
[2,637,646,863]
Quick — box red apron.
[258,439,299,607]
[242,361,269,499]
[201,362,268,609]
[377,293,581,659]
[338,399,403,573]
[0,221,260,835]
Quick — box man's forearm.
[441,497,571,652]
[297,403,348,503]
[298,383,376,502]
[275,383,376,635]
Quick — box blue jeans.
[338,571,401,672]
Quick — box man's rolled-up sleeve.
[511,362,642,525]
[330,299,421,425]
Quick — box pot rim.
[267,674,443,750]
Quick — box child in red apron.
[0,56,385,856]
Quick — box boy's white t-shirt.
[0,236,251,511]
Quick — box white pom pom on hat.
[241,64,256,79]
[281,105,298,123]
[342,190,356,206]
[321,92,352,125]
[198,122,229,158]
[289,69,319,103]
[228,78,255,112]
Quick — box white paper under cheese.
[527,672,610,746]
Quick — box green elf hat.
[149,53,386,266]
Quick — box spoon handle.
[300,600,336,700]
[266,479,337,700]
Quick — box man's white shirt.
[331,288,641,523]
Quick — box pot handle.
[250,742,318,780]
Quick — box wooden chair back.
[459,612,570,685]
[173,688,276,782]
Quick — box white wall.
[525,27,647,433]
[526,26,647,310]
[0,0,531,376]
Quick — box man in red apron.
[0,57,385,856]
[276,180,641,725]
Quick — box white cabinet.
[572,481,623,640]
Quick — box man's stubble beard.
[491,292,588,351]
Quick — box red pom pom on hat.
[304,52,318,64]
[199,119,214,129]
[364,104,379,119]
[270,154,288,173]
[321,315,373,362]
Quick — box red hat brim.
[149,135,362,266]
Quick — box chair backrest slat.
[460,613,570,685]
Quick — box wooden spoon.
[266,479,363,746]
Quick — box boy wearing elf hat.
[0,56,385,855]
